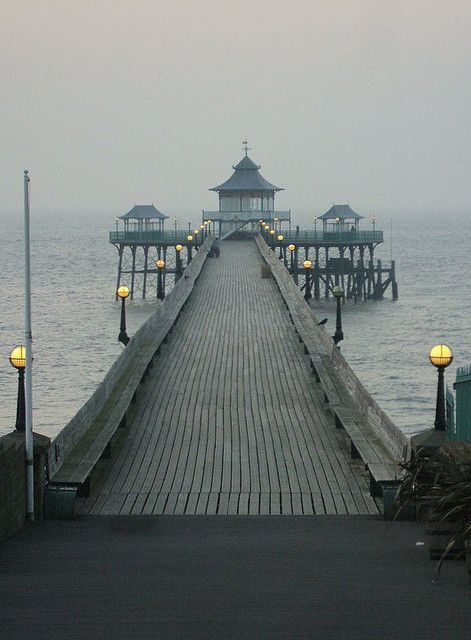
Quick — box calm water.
[1,211,470,439]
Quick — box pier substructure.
[110,232,206,299]
[264,230,398,301]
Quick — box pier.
[1,232,470,639]
[2,153,469,639]
[45,230,406,518]
[82,240,378,516]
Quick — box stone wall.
[0,431,50,542]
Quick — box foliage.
[394,443,471,571]
[394,444,471,522]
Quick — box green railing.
[202,210,291,222]
[274,230,384,244]
[453,364,471,441]
[110,230,200,244]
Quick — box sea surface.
[1,210,470,439]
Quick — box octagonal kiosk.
[204,152,289,239]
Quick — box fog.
[2,1,470,222]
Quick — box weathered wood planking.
[83,240,377,515]
[256,235,406,507]
[49,238,214,488]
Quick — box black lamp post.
[117,285,130,345]
[303,260,312,300]
[156,259,166,300]
[269,229,275,248]
[9,345,26,431]
[288,244,296,272]
[332,285,344,345]
[277,234,284,260]
[175,244,183,282]
[429,344,454,431]
[187,235,193,262]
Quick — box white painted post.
[23,170,34,521]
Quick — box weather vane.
[242,139,251,156]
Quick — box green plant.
[394,444,471,522]
[394,443,471,571]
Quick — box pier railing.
[256,234,408,462]
[110,230,199,244]
[202,210,291,222]
[48,237,214,480]
[279,230,383,244]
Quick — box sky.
[1,0,471,221]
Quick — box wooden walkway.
[82,241,378,515]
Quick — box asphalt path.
[0,515,469,639]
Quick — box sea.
[1,210,470,439]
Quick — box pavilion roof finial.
[242,138,251,156]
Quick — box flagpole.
[23,169,34,521]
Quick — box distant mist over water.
[1,210,470,439]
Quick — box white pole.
[23,169,34,521]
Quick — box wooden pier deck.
[82,240,378,515]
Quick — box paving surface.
[0,516,469,640]
[82,240,377,515]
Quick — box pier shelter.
[111,204,197,300]
[204,152,290,238]
[120,204,168,233]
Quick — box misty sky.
[2,0,471,220]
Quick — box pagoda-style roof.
[318,205,364,221]
[120,205,168,220]
[210,154,283,193]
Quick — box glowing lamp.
[117,285,130,299]
[9,345,26,370]
[429,344,453,368]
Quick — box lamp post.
[175,244,183,281]
[332,285,344,345]
[274,216,279,232]
[288,243,296,273]
[174,217,178,237]
[117,285,130,345]
[269,228,275,247]
[200,223,205,238]
[9,345,26,431]
[303,260,312,300]
[187,234,193,263]
[156,259,166,300]
[372,216,376,235]
[314,215,318,239]
[194,229,200,247]
[277,234,284,260]
[429,344,454,431]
